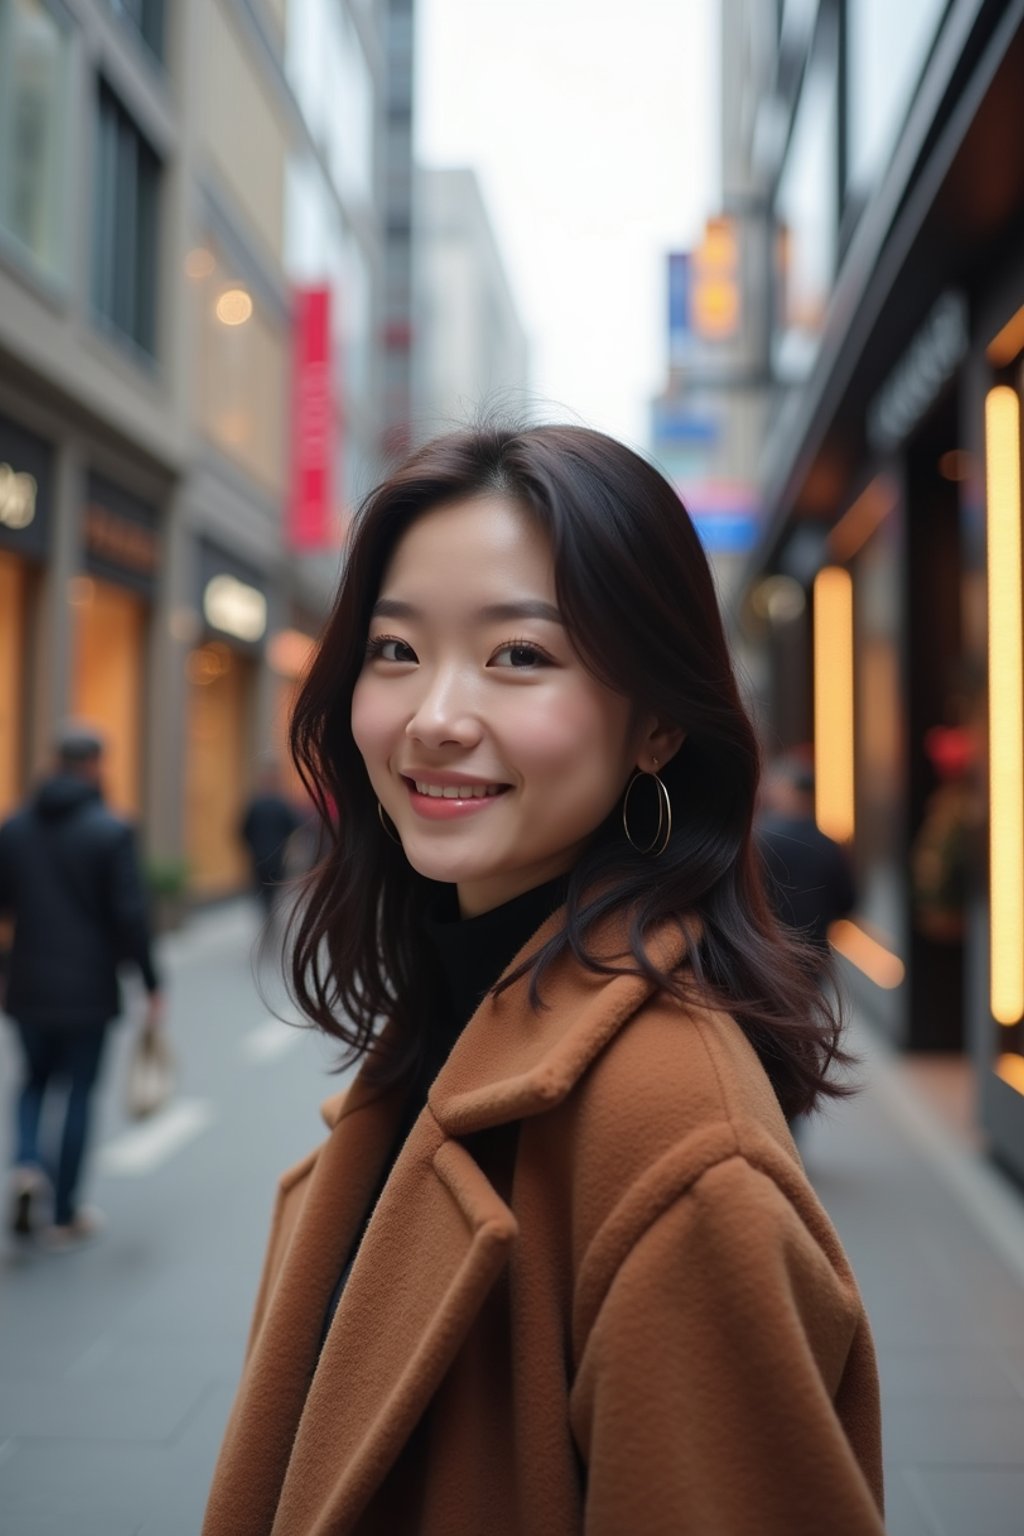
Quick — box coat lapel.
[222,909,689,1534]
[270,1108,517,1532]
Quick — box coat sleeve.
[570,1154,885,1536]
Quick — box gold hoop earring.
[622,770,672,857]
[377,801,401,845]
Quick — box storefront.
[0,413,54,818]
[70,472,159,818]
[184,541,268,898]
[972,242,1024,1183]
[736,4,1024,1170]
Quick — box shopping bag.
[125,1025,176,1120]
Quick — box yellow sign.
[691,216,740,341]
[0,462,37,530]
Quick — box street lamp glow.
[215,288,253,326]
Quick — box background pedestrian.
[0,723,165,1248]
[239,759,305,922]
[756,752,857,957]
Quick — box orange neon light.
[813,566,855,843]
[985,387,1024,1026]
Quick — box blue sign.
[691,514,759,554]
[651,398,719,445]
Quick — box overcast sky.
[415,0,721,450]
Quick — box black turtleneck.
[319,873,569,1345]
[416,872,569,1090]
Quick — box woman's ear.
[636,720,686,775]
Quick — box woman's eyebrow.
[478,600,564,625]
[371,598,418,619]
[371,597,564,625]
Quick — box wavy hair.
[288,423,851,1118]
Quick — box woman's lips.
[401,776,511,820]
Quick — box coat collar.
[214,906,691,1535]
[321,905,690,1140]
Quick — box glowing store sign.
[0,462,38,530]
[203,573,267,643]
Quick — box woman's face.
[351,494,659,916]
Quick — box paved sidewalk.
[2,900,1024,1533]
[804,1018,1024,1536]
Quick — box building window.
[189,236,288,495]
[92,81,160,356]
[0,0,72,286]
[845,0,946,204]
[108,0,165,61]
[772,50,839,384]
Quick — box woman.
[204,425,885,1536]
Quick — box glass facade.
[773,45,839,382]
[92,80,161,355]
[845,0,947,203]
[0,0,72,286]
[191,237,288,494]
[108,0,165,61]
[288,0,374,205]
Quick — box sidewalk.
[2,900,1024,1534]
[804,1017,1024,1536]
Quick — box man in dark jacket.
[756,755,856,956]
[239,762,305,920]
[0,724,164,1247]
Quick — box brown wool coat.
[204,914,885,1536]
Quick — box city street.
[2,902,1024,1535]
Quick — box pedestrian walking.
[755,755,856,1144]
[204,424,885,1536]
[0,724,164,1248]
[756,752,857,955]
[239,762,305,920]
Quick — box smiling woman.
[351,494,659,915]
[203,423,886,1536]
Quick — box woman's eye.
[490,641,550,669]
[367,635,417,663]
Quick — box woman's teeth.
[413,782,504,799]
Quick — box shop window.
[0,0,72,287]
[71,576,146,817]
[0,551,29,819]
[185,644,255,896]
[108,0,164,61]
[91,81,161,356]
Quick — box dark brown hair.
[288,422,850,1118]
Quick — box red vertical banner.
[289,286,334,550]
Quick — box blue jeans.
[12,1019,109,1226]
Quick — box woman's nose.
[404,667,482,749]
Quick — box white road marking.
[241,1016,303,1062]
[97,1099,215,1177]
